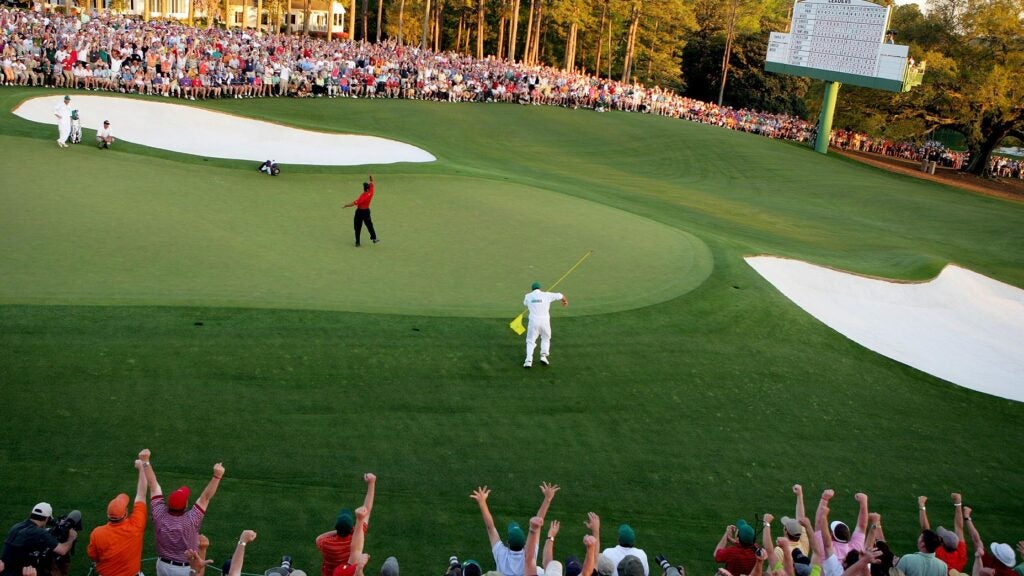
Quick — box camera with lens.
[26,511,83,576]
[444,556,462,576]
[265,556,293,576]
[50,510,83,544]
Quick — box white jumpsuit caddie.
[54,96,72,147]
[523,285,565,367]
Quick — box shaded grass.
[1,87,1023,576]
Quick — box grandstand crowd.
[0,5,1021,174]
[2,451,1023,576]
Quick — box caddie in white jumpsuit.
[523,281,568,368]
[54,94,72,148]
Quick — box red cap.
[333,565,356,576]
[167,486,190,511]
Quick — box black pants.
[354,208,376,245]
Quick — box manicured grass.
[1,87,1022,576]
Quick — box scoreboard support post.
[815,80,841,154]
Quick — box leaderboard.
[788,0,889,76]
[765,0,912,92]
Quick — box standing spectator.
[895,529,947,576]
[87,455,149,576]
[139,449,224,576]
[918,494,967,573]
[522,282,568,368]
[602,524,649,576]
[963,507,1016,576]
[343,173,379,247]
[316,473,377,576]
[715,519,757,576]
[0,503,77,576]
[814,492,868,562]
[470,483,560,576]
[96,120,115,149]
[53,94,72,147]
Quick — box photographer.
[0,503,78,576]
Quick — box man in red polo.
[87,455,149,576]
[139,449,224,576]
[343,174,379,247]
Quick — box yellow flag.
[509,313,526,335]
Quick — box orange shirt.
[87,502,147,576]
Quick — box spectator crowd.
[2,451,1023,576]
[0,6,1020,172]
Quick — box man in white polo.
[522,281,567,368]
[96,120,114,149]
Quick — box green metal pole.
[814,80,841,154]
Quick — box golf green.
[0,138,711,315]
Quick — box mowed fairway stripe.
[0,137,711,316]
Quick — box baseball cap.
[461,560,479,576]
[32,502,53,518]
[619,556,644,576]
[935,527,959,551]
[63,95,70,101]
[107,493,130,520]
[596,554,615,576]
[334,565,357,576]
[507,522,526,551]
[737,519,755,545]
[781,516,802,538]
[335,509,355,535]
[103,120,110,125]
[618,524,636,547]
[830,520,851,543]
[543,561,563,576]
[380,558,400,576]
[531,282,541,290]
[167,486,190,511]
[564,556,582,576]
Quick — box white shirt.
[601,546,649,576]
[97,126,112,139]
[523,289,564,322]
[491,541,541,576]
[54,101,72,125]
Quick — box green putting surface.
[0,142,711,316]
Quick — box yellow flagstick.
[509,251,592,335]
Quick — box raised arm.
[227,530,257,576]
[800,517,822,566]
[470,486,501,547]
[952,493,964,541]
[919,496,930,531]
[543,520,560,568]
[794,485,806,521]
[751,548,767,576]
[537,482,560,519]
[864,513,881,550]
[854,493,869,533]
[817,490,835,559]
[582,534,598,576]
[139,449,161,497]
[763,513,776,556]
[525,516,544,576]
[716,525,737,555]
[196,462,224,510]
[134,459,148,503]
[348,506,370,567]
[963,507,983,553]
[362,473,376,524]
[777,537,795,576]
[841,547,880,576]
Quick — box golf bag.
[70,110,82,144]
[259,160,280,176]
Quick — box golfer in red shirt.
[343,174,379,247]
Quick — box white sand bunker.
[13,95,435,165]
[746,256,1024,402]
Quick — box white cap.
[32,502,53,518]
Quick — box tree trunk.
[717,0,739,106]
[620,2,641,83]
[523,0,534,63]
[456,12,464,50]
[497,13,505,57]
[476,0,484,58]
[328,0,334,38]
[529,0,542,64]
[376,0,383,41]
[594,0,606,75]
[434,1,442,51]
[508,0,519,60]
[397,0,404,43]
[187,0,195,25]
[361,0,368,40]
[420,0,429,48]
[645,18,658,79]
[564,21,576,71]
[965,128,1009,176]
[606,10,612,78]
[303,0,311,34]
[348,0,355,40]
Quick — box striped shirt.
[150,496,205,562]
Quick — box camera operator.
[0,503,78,576]
[87,455,150,576]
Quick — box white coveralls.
[523,288,564,366]
[54,100,72,145]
